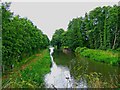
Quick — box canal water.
[44,47,120,88]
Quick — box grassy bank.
[75,47,120,65]
[2,49,51,88]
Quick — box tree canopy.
[51,5,120,51]
[2,3,50,71]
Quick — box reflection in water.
[53,49,120,86]
[45,47,120,88]
[44,47,87,88]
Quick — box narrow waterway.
[44,47,120,88]
[44,47,87,88]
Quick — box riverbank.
[75,47,120,65]
[2,49,51,88]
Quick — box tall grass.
[75,47,120,65]
[70,58,120,88]
[2,49,51,88]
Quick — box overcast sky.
[10,2,117,40]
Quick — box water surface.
[44,47,87,88]
[44,47,120,88]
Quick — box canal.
[44,47,120,88]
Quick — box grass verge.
[2,49,51,88]
[75,47,120,65]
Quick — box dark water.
[44,47,120,88]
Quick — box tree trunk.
[112,25,117,49]
[112,34,117,49]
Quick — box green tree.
[51,28,64,49]
[51,5,120,52]
[2,3,50,72]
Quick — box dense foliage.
[51,5,120,51]
[51,28,64,49]
[2,3,50,72]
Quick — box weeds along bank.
[2,49,51,88]
[70,63,120,88]
[75,47,120,66]
[72,47,120,88]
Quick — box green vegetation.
[51,5,120,65]
[51,4,120,88]
[70,56,120,88]
[51,28,64,49]
[2,3,50,73]
[2,3,51,88]
[2,49,51,88]
[1,2,120,89]
[51,5,120,51]
[75,47,120,65]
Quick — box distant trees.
[51,5,120,51]
[51,28,64,49]
[2,3,50,71]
